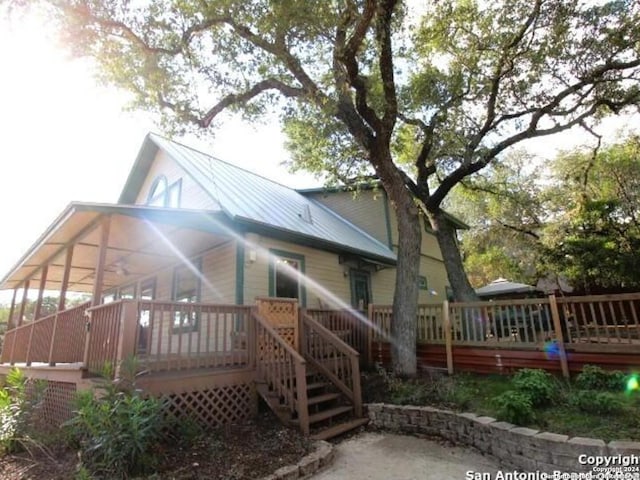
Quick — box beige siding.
[118,241,238,355]
[242,234,351,309]
[134,150,219,210]
[307,190,390,246]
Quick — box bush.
[492,390,535,425]
[575,365,626,392]
[569,390,626,415]
[0,367,47,453]
[512,369,557,406]
[65,360,169,479]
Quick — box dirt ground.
[0,412,312,480]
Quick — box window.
[269,250,305,305]
[147,175,168,206]
[137,278,156,353]
[167,179,182,208]
[172,260,201,332]
[119,283,137,300]
[418,275,428,291]
[146,175,182,208]
[102,290,117,304]
[138,279,156,327]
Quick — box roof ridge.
[148,132,310,192]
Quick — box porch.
[0,297,366,439]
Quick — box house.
[0,133,460,438]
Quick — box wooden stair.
[253,309,367,440]
[257,367,368,440]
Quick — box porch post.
[33,264,49,321]
[91,215,111,307]
[83,215,112,367]
[58,246,74,311]
[17,280,30,327]
[7,288,17,330]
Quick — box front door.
[350,270,371,311]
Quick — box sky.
[0,8,636,304]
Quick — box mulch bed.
[0,412,312,479]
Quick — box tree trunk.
[427,210,477,302]
[375,152,421,377]
[428,209,483,341]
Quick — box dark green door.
[350,270,371,310]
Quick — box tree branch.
[198,79,305,127]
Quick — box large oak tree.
[19,0,640,373]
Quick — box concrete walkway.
[312,432,501,480]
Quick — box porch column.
[7,288,17,330]
[83,215,111,367]
[91,215,112,307]
[58,245,74,311]
[33,265,49,321]
[17,280,30,327]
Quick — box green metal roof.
[120,134,397,265]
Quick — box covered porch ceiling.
[1,203,238,294]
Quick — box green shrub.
[65,360,168,479]
[0,368,47,453]
[575,365,626,392]
[569,390,626,415]
[512,369,556,406]
[492,390,535,425]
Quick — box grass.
[364,366,640,442]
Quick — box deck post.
[443,300,454,375]
[25,321,36,366]
[366,303,373,368]
[248,307,257,369]
[17,280,30,327]
[294,360,310,436]
[48,312,60,366]
[549,294,570,379]
[298,308,306,356]
[34,264,49,321]
[115,301,139,379]
[7,288,18,330]
[83,215,112,367]
[58,246,74,312]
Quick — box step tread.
[311,417,369,441]
[308,405,353,424]
[306,381,330,390]
[307,392,341,406]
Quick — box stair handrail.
[300,312,363,417]
[252,311,309,435]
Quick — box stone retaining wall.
[263,440,334,480]
[367,403,640,474]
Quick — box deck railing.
[254,311,309,435]
[0,302,90,366]
[85,301,125,375]
[304,308,369,358]
[301,313,362,417]
[449,298,555,346]
[557,294,640,348]
[135,301,252,373]
[370,303,444,343]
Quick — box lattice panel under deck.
[25,380,77,431]
[162,384,254,429]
